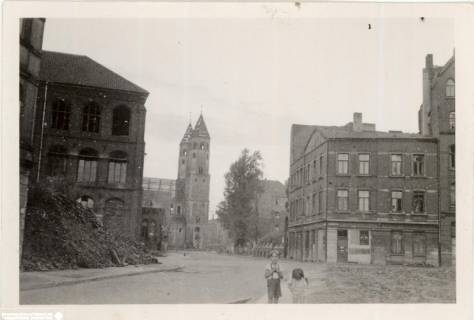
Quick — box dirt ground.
[306,263,455,303]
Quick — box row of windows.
[51,99,131,136]
[76,195,125,210]
[291,148,455,188]
[391,231,427,256]
[290,186,455,219]
[48,147,128,184]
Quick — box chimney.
[353,112,363,132]
[425,54,433,69]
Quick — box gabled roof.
[191,114,210,138]
[40,51,148,95]
[291,123,433,163]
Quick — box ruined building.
[32,51,149,239]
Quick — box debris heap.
[21,186,159,271]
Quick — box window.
[51,98,71,130]
[313,160,316,179]
[358,190,369,212]
[359,154,370,175]
[82,102,101,133]
[108,151,127,184]
[112,105,131,136]
[451,222,456,238]
[19,83,25,120]
[360,230,369,245]
[312,193,316,213]
[319,155,323,176]
[77,148,98,182]
[391,231,403,255]
[413,191,425,213]
[449,112,455,130]
[318,191,323,213]
[413,233,426,257]
[177,205,181,215]
[450,184,455,207]
[48,145,68,176]
[391,191,403,213]
[391,154,402,176]
[141,220,148,240]
[200,143,205,150]
[337,153,349,175]
[413,154,425,176]
[198,167,203,174]
[337,190,348,211]
[450,145,455,169]
[182,150,187,156]
[446,79,455,97]
[193,153,196,158]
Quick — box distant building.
[202,218,231,252]
[141,178,176,249]
[419,54,455,266]
[32,51,149,239]
[256,180,288,241]
[19,18,46,256]
[288,113,439,266]
[143,115,211,249]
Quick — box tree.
[216,149,264,249]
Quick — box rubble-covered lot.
[306,264,455,303]
[22,185,160,271]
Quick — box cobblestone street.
[20,251,455,304]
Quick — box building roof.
[180,123,194,144]
[40,51,148,94]
[291,120,434,163]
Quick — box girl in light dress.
[288,268,309,303]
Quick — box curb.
[21,265,183,291]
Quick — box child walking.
[288,268,309,303]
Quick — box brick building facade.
[256,180,288,241]
[32,51,149,239]
[19,18,46,256]
[419,54,455,266]
[287,54,455,267]
[288,114,439,266]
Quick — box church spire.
[192,113,210,138]
[180,123,193,144]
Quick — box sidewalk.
[20,263,183,291]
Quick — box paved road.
[21,252,323,304]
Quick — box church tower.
[175,114,210,249]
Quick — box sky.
[42,17,454,218]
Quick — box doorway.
[337,229,348,263]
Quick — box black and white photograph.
[2,2,473,320]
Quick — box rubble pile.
[21,186,159,271]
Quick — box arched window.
[76,195,94,209]
[82,102,101,133]
[446,79,455,97]
[200,143,205,150]
[48,145,68,176]
[112,105,131,136]
[449,112,455,130]
[51,98,71,130]
[77,148,98,182]
[450,145,455,169]
[108,151,127,184]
